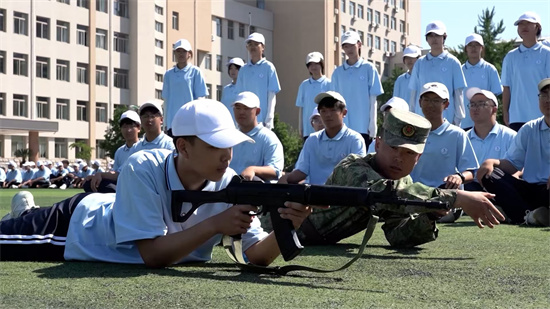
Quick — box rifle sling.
[222,215,379,275]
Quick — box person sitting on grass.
[26,161,51,188]
[0,100,313,267]
[18,162,35,188]
[3,161,22,188]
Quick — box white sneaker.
[11,184,18,189]
[524,207,549,227]
[49,184,57,189]
[59,184,67,190]
[1,191,40,221]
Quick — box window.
[391,0,396,6]
[383,14,389,28]
[0,51,5,74]
[96,0,108,13]
[366,8,373,22]
[375,36,381,50]
[374,11,381,24]
[216,55,222,72]
[56,21,69,43]
[114,32,128,53]
[155,73,163,82]
[341,0,345,13]
[56,99,69,120]
[399,20,405,33]
[256,0,265,9]
[155,89,162,99]
[155,21,163,33]
[155,55,163,67]
[204,54,212,70]
[96,65,107,86]
[57,0,69,4]
[375,61,381,75]
[367,34,373,48]
[391,41,397,53]
[216,85,223,101]
[77,0,89,9]
[114,68,128,89]
[96,103,107,122]
[36,16,50,39]
[391,17,396,30]
[341,25,346,36]
[77,25,88,46]
[114,0,128,18]
[357,30,364,44]
[155,39,163,49]
[96,140,106,158]
[0,9,6,32]
[14,12,28,35]
[77,63,88,84]
[13,53,28,76]
[155,5,163,15]
[172,12,179,30]
[239,23,245,38]
[36,97,49,119]
[206,84,212,99]
[400,0,405,9]
[13,94,27,117]
[77,101,88,121]
[36,56,49,79]
[384,39,389,52]
[56,59,70,81]
[357,4,364,19]
[249,25,256,34]
[96,28,107,49]
[215,17,222,37]
[227,20,234,40]
[55,138,68,158]
[349,1,355,16]
[0,93,5,116]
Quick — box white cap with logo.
[341,31,361,45]
[466,87,498,107]
[119,110,141,125]
[425,21,447,35]
[306,52,324,64]
[403,45,421,58]
[380,97,410,112]
[314,91,347,106]
[420,82,450,100]
[232,91,260,108]
[171,99,254,148]
[139,100,163,116]
[226,57,245,67]
[245,32,265,45]
[173,39,192,51]
[465,33,484,46]
[514,11,541,25]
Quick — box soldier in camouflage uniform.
[297,109,504,248]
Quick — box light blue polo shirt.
[77,168,93,179]
[221,83,239,122]
[296,76,331,137]
[461,59,503,129]
[410,120,479,187]
[501,43,550,124]
[162,64,208,129]
[330,58,384,134]
[236,58,281,124]
[504,116,550,184]
[135,132,175,152]
[52,168,68,178]
[32,167,51,181]
[409,51,467,124]
[6,169,22,183]
[230,124,284,178]
[294,125,366,185]
[93,167,105,175]
[113,143,138,173]
[21,169,34,182]
[393,71,412,107]
[64,149,268,263]
[467,123,516,180]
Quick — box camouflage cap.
[382,109,431,153]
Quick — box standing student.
[162,39,208,131]
[393,45,421,109]
[409,21,467,126]
[501,12,550,131]
[331,31,384,147]
[221,57,245,122]
[461,34,503,130]
[236,33,281,130]
[296,52,331,139]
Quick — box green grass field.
[0,189,548,308]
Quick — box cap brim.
[198,128,254,149]
[382,129,425,154]
[426,30,445,35]
[307,57,323,64]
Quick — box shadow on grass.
[33,262,385,293]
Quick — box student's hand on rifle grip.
[455,190,504,229]
[443,174,461,189]
[213,204,257,235]
[278,202,314,229]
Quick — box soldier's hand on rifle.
[278,202,314,229]
[212,204,258,235]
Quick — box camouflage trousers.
[261,206,438,248]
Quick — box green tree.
[99,106,132,158]
[272,113,303,172]
[70,141,94,161]
[14,148,30,164]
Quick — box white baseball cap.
[232,91,260,108]
[8,160,16,167]
[171,99,254,148]
[306,52,324,64]
[245,32,265,45]
[309,107,321,122]
[341,31,361,45]
[465,87,498,107]
[314,91,346,106]
[538,78,550,91]
[226,57,245,67]
[465,33,484,46]
[119,110,141,125]
[36,161,44,167]
[380,97,410,112]
[75,159,83,164]
[91,160,101,166]
[72,162,79,167]
[139,100,163,116]
[514,11,541,25]
[56,162,63,167]
[46,160,52,165]
[28,161,36,167]
[79,162,87,169]
[425,21,447,35]
[403,45,421,58]
[420,82,450,100]
[173,39,192,51]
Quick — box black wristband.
[455,172,465,183]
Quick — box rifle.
[171,176,450,266]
